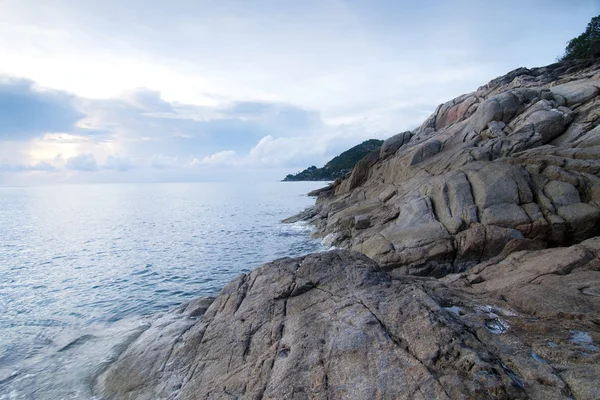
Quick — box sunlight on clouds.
[1,0,598,184]
[26,133,118,167]
[27,133,86,163]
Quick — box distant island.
[282,139,383,181]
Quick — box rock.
[342,149,380,192]
[409,139,442,165]
[525,108,573,142]
[435,95,478,130]
[95,296,216,399]
[307,184,334,197]
[300,60,600,277]
[556,203,600,242]
[98,248,600,399]
[379,131,412,159]
[469,92,521,134]
[574,124,600,148]
[377,185,397,203]
[445,172,479,225]
[544,180,581,207]
[353,214,371,230]
[466,164,521,210]
[281,205,319,224]
[481,203,530,228]
[454,224,524,269]
[550,81,600,106]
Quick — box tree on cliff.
[559,15,600,61]
[282,139,383,181]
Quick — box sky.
[0,0,598,184]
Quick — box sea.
[0,181,327,399]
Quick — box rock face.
[97,247,600,399]
[297,59,600,278]
[97,59,600,399]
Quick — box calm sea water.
[0,181,326,399]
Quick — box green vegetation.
[283,139,383,181]
[558,15,600,61]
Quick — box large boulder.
[379,131,413,159]
[97,248,600,399]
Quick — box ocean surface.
[0,181,327,399]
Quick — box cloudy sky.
[0,0,597,184]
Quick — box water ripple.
[0,181,327,399]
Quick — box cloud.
[223,101,323,134]
[119,88,174,112]
[0,163,26,173]
[0,160,56,172]
[65,153,98,171]
[191,150,238,167]
[0,76,84,140]
[0,74,447,183]
[29,161,56,171]
[74,90,330,162]
[104,155,134,171]
[1,0,597,185]
[0,80,342,179]
[150,154,179,169]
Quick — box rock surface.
[97,60,600,399]
[97,247,600,399]
[296,59,600,277]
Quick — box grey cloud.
[0,163,26,173]
[223,101,324,134]
[0,76,84,140]
[0,161,56,172]
[78,91,326,158]
[150,154,179,169]
[65,154,98,171]
[104,156,134,171]
[0,77,335,174]
[29,161,56,171]
[120,88,174,112]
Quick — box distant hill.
[283,139,384,181]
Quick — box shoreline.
[90,217,327,397]
[96,59,600,399]
[0,182,326,400]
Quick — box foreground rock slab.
[97,247,600,399]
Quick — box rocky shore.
[96,59,600,399]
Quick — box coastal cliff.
[96,60,600,399]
